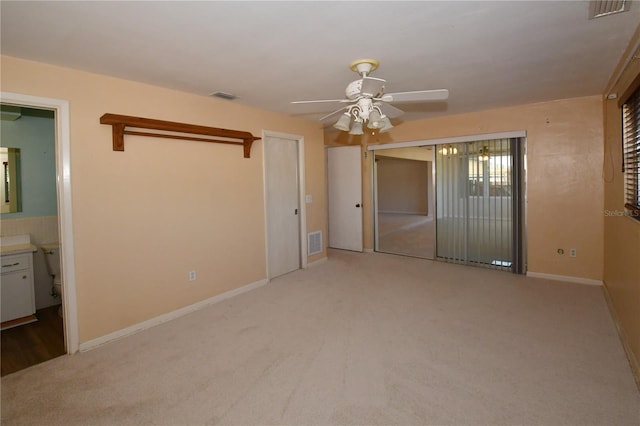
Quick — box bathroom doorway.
[0,104,64,375]
[0,92,79,375]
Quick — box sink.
[0,234,37,256]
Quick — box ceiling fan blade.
[378,102,404,119]
[291,99,350,104]
[382,89,449,103]
[360,77,386,97]
[319,106,348,122]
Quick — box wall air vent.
[308,231,323,256]
[589,0,630,19]
[210,91,237,100]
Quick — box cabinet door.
[1,271,35,322]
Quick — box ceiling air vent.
[210,91,237,100]
[589,0,630,19]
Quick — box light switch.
[306,194,312,204]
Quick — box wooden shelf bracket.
[100,113,261,158]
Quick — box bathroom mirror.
[1,147,22,213]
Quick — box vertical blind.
[435,139,515,270]
[623,86,640,220]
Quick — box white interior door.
[265,137,300,278]
[328,146,363,251]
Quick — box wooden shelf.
[100,113,261,158]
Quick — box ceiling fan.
[291,59,449,134]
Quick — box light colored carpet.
[377,213,435,259]
[2,250,639,425]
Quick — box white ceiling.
[2,1,639,125]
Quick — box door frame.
[262,130,307,279]
[1,91,79,354]
[372,154,379,252]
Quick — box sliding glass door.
[435,138,525,272]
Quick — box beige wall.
[377,156,429,215]
[1,56,327,342]
[602,37,640,378]
[327,95,605,281]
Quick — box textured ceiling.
[2,1,639,125]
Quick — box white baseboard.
[364,248,374,253]
[79,278,269,352]
[601,281,640,391]
[526,271,603,286]
[306,257,328,267]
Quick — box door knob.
[294,208,298,215]
[355,203,361,208]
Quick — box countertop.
[0,235,38,256]
[1,243,38,256]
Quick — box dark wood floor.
[1,305,65,376]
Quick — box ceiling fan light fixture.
[349,120,364,135]
[439,145,458,156]
[367,109,382,129]
[379,116,393,133]
[479,146,490,161]
[334,112,351,131]
[290,59,449,134]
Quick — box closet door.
[264,136,301,278]
[374,150,435,259]
[327,146,363,252]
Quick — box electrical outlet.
[188,270,197,281]
[569,248,577,258]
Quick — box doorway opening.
[0,104,64,375]
[0,92,79,375]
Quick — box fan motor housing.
[346,79,363,100]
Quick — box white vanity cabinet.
[1,248,36,323]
